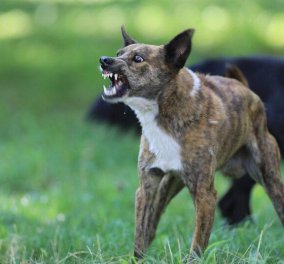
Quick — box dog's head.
[100,26,194,103]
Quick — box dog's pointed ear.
[121,25,136,46]
[164,29,195,69]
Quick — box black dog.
[87,56,284,225]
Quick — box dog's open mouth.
[101,69,129,99]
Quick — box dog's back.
[192,56,284,153]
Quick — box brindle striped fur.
[101,27,284,260]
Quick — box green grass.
[0,0,284,263]
[0,116,283,263]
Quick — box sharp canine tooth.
[103,83,119,97]
[115,74,118,80]
[108,87,114,95]
[103,85,108,94]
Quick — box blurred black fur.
[88,98,141,134]
[87,56,284,225]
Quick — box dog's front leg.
[190,180,217,256]
[184,154,217,257]
[134,169,184,259]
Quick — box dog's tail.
[225,64,249,88]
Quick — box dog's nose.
[100,56,114,67]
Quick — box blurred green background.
[1,0,284,117]
[0,0,284,263]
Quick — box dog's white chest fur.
[125,97,183,172]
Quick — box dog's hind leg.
[134,170,184,259]
[256,132,284,225]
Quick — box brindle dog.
[99,27,284,259]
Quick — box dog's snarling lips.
[101,69,129,99]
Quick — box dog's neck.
[186,68,201,97]
[124,97,158,128]
[172,67,201,97]
[125,68,202,131]
[125,68,201,111]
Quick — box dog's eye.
[133,55,144,63]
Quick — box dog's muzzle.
[99,56,129,100]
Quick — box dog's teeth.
[110,73,113,78]
[111,86,116,95]
[106,86,112,96]
[103,85,108,94]
[114,74,118,80]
